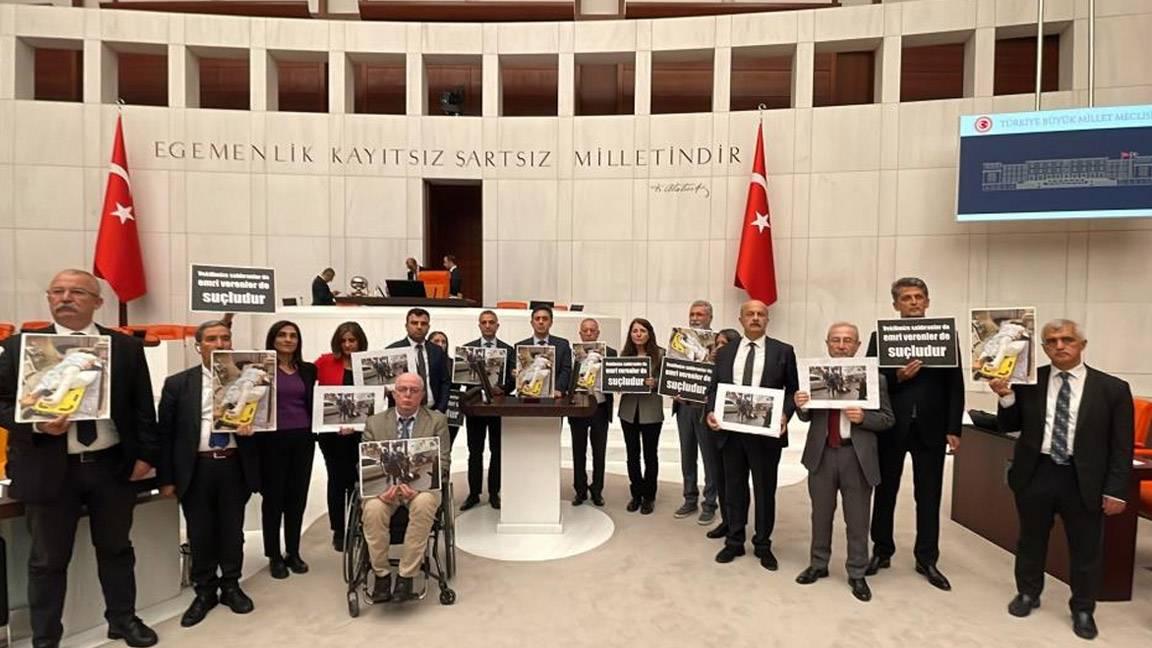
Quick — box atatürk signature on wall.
[650,182,710,198]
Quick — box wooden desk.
[334,296,478,308]
[951,425,1152,601]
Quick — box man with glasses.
[673,300,725,527]
[989,320,1132,641]
[0,269,160,648]
[361,373,451,603]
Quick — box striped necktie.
[1050,371,1072,464]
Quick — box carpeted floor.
[143,464,1152,648]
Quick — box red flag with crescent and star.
[733,123,777,305]
[93,115,147,302]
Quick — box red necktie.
[827,410,842,448]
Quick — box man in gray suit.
[794,322,894,602]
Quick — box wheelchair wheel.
[343,498,366,585]
[442,482,457,579]
[439,589,456,606]
[347,590,360,618]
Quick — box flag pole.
[115,98,128,328]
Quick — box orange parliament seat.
[495,301,528,309]
[1134,398,1152,459]
[145,325,188,341]
[20,320,52,331]
[418,271,450,299]
[553,304,569,311]
[0,322,15,341]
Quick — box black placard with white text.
[657,358,714,403]
[875,317,959,368]
[190,264,277,313]
[602,357,652,393]
[446,389,464,427]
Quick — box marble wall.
[2,0,1152,394]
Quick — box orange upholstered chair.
[0,322,15,341]
[1133,398,1152,459]
[553,304,569,311]
[145,325,188,341]
[495,301,528,309]
[20,320,52,331]
[418,271,450,299]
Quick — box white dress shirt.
[406,337,431,375]
[998,363,1086,457]
[733,335,766,387]
[51,322,121,454]
[199,365,236,451]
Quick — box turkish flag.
[93,115,147,302]
[733,123,777,305]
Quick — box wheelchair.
[342,480,457,617]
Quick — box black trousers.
[722,434,782,552]
[24,450,138,643]
[1014,459,1104,613]
[317,431,361,538]
[621,420,661,500]
[870,429,945,565]
[569,401,610,498]
[181,455,250,597]
[259,429,315,558]
[465,415,502,497]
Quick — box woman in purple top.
[261,320,318,580]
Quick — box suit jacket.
[464,337,517,395]
[386,338,451,413]
[866,331,964,446]
[0,325,159,503]
[617,349,664,425]
[156,365,260,498]
[798,375,895,487]
[312,276,335,306]
[363,406,452,477]
[998,365,1134,509]
[448,267,462,297]
[705,335,799,449]
[514,335,573,396]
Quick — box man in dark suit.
[705,300,799,570]
[157,320,259,627]
[387,308,452,414]
[311,267,338,305]
[568,318,617,507]
[461,310,516,511]
[865,277,963,591]
[990,318,1132,641]
[0,269,160,648]
[794,322,894,602]
[514,305,573,399]
[443,255,463,297]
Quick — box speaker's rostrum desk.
[462,394,596,534]
[951,424,1152,601]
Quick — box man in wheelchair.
[361,373,452,603]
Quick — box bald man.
[0,269,160,647]
[705,300,799,571]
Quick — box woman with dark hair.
[715,328,741,351]
[618,318,665,515]
[427,330,462,445]
[261,320,317,579]
[314,321,368,552]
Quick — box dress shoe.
[673,501,698,518]
[697,509,716,525]
[572,493,586,506]
[706,524,729,539]
[795,566,829,585]
[640,499,654,515]
[758,550,778,571]
[220,586,254,614]
[915,562,952,591]
[490,493,501,509]
[460,494,481,511]
[285,554,310,574]
[849,578,872,602]
[332,532,345,553]
[269,557,289,579]
[1071,611,1098,640]
[1008,593,1041,617]
[107,617,158,648]
[715,545,746,563]
[32,639,60,648]
[591,493,605,507]
[626,496,642,512]
[392,575,416,602]
[180,594,218,627]
[370,573,392,603]
[864,555,890,576]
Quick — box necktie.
[70,332,98,446]
[399,417,413,439]
[415,343,427,380]
[826,410,842,449]
[1050,371,1072,464]
[742,341,757,386]
[485,341,493,348]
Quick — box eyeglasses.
[47,287,98,299]
[1042,336,1080,347]
[826,338,858,344]
[393,386,423,395]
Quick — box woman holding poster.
[618,318,665,515]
